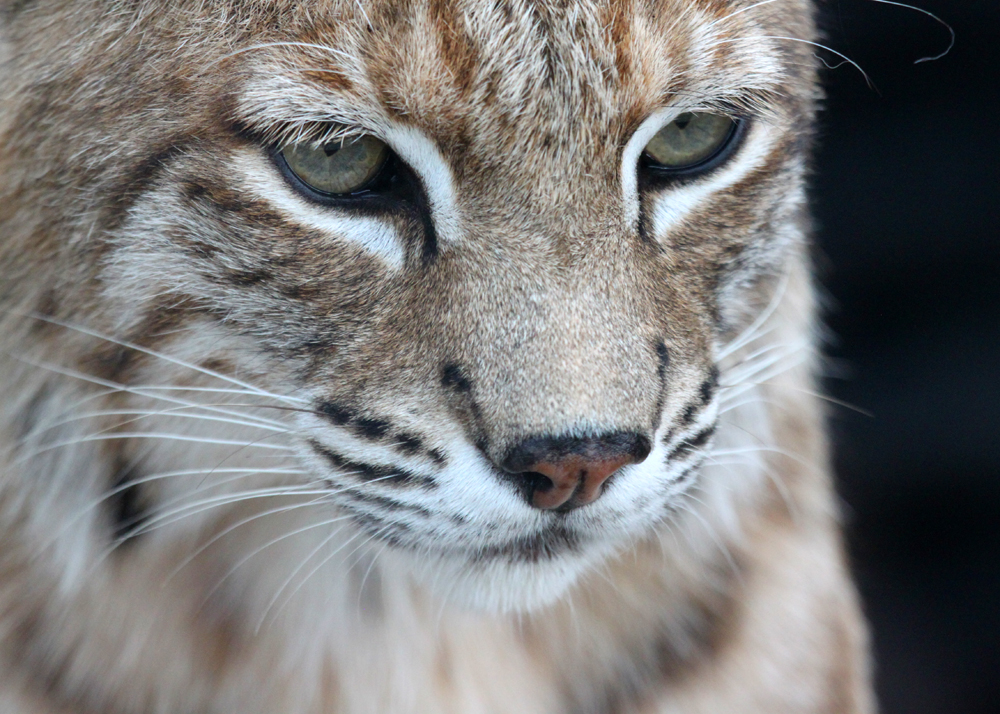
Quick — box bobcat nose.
[502,433,652,511]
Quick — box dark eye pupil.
[674,113,693,130]
[323,144,341,157]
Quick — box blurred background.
[811,1,999,712]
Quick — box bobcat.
[0,0,874,711]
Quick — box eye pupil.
[322,143,341,157]
[674,113,693,130]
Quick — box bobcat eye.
[642,113,741,173]
[280,135,390,196]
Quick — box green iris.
[281,135,389,195]
[643,113,737,170]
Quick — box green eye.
[642,113,739,171]
[280,135,389,196]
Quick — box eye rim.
[270,138,400,206]
[639,114,749,180]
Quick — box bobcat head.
[1,0,817,614]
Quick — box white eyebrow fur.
[233,149,407,271]
[382,123,463,247]
[620,113,777,239]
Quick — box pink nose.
[528,453,635,510]
[502,433,652,511]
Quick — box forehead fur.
[235,0,811,166]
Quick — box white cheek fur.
[233,149,407,271]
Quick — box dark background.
[811,1,999,711]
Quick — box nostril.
[508,471,554,502]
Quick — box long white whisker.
[164,496,331,583]
[200,516,356,608]
[674,494,743,582]
[11,311,306,405]
[255,526,364,632]
[717,268,790,359]
[17,431,294,467]
[29,407,289,442]
[865,0,955,64]
[7,353,292,431]
[755,36,872,86]
[122,487,331,537]
[41,467,307,552]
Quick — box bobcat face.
[7,0,816,612]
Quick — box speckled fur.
[0,1,874,712]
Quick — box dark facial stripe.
[354,417,390,439]
[340,488,432,518]
[656,342,670,380]
[308,439,436,489]
[700,366,720,405]
[105,139,191,230]
[665,424,717,463]
[316,402,447,466]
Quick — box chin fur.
[397,544,613,614]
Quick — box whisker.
[10,311,306,405]
[164,496,331,584]
[674,494,743,583]
[199,515,357,609]
[28,407,290,442]
[254,526,366,632]
[109,487,335,554]
[716,268,790,359]
[753,36,872,87]
[718,350,809,405]
[866,0,955,64]
[356,539,391,614]
[7,353,293,432]
[16,431,294,467]
[41,466,307,552]
[129,466,414,545]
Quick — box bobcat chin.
[0,0,875,712]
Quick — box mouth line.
[466,521,581,564]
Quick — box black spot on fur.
[354,417,390,440]
[441,363,472,392]
[681,403,699,425]
[396,432,424,454]
[318,402,354,425]
[225,268,273,286]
